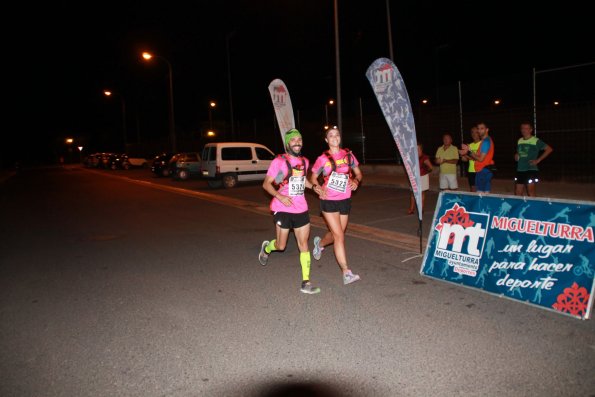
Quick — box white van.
[201,142,275,188]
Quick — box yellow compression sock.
[300,251,311,281]
[265,239,277,254]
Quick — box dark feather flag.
[366,58,423,245]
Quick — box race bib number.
[327,171,349,193]
[288,176,305,196]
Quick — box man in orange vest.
[459,122,494,193]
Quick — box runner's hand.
[319,187,328,200]
[349,179,359,191]
[277,194,293,207]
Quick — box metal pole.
[333,0,343,133]
[359,97,365,164]
[532,67,537,136]
[163,58,176,153]
[120,96,127,153]
[419,219,423,254]
[458,80,464,177]
[325,104,329,126]
[135,104,141,144]
[386,0,394,60]
[458,81,463,145]
[226,32,235,141]
[208,107,213,130]
[535,61,595,74]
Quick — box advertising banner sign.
[268,79,295,144]
[421,192,595,320]
[366,58,422,221]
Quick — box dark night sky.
[6,0,594,163]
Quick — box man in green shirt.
[514,122,553,197]
[435,133,459,190]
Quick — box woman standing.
[309,127,362,285]
[408,143,433,214]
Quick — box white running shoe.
[343,271,361,285]
[300,281,321,294]
[259,240,269,266]
[312,236,323,260]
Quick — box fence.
[126,97,594,184]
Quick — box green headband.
[284,129,302,148]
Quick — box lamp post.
[226,31,236,141]
[325,99,335,127]
[142,51,177,153]
[208,101,216,130]
[103,90,127,153]
[64,138,73,164]
[333,0,343,132]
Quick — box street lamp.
[103,90,127,153]
[142,51,177,153]
[208,101,216,130]
[65,138,74,144]
[206,130,216,137]
[422,99,429,104]
[325,99,335,126]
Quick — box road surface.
[1,167,593,396]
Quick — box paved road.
[1,167,594,397]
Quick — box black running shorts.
[320,198,352,215]
[273,211,310,229]
[515,170,539,185]
[467,172,476,187]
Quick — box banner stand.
[421,191,595,320]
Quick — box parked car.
[169,152,202,180]
[126,157,149,168]
[84,153,101,168]
[201,142,275,188]
[108,153,131,170]
[151,153,174,177]
[97,153,113,169]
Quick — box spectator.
[514,122,553,197]
[460,122,494,193]
[460,126,481,192]
[434,133,459,190]
[408,143,433,214]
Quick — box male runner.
[259,129,324,294]
[514,122,553,197]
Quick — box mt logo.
[434,204,489,277]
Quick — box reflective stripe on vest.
[475,136,494,172]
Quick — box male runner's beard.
[288,145,302,156]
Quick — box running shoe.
[312,236,323,260]
[343,271,361,285]
[300,281,321,294]
[259,240,269,266]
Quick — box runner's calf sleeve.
[265,239,277,254]
[300,251,311,281]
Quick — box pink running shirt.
[312,149,359,201]
[267,154,310,214]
